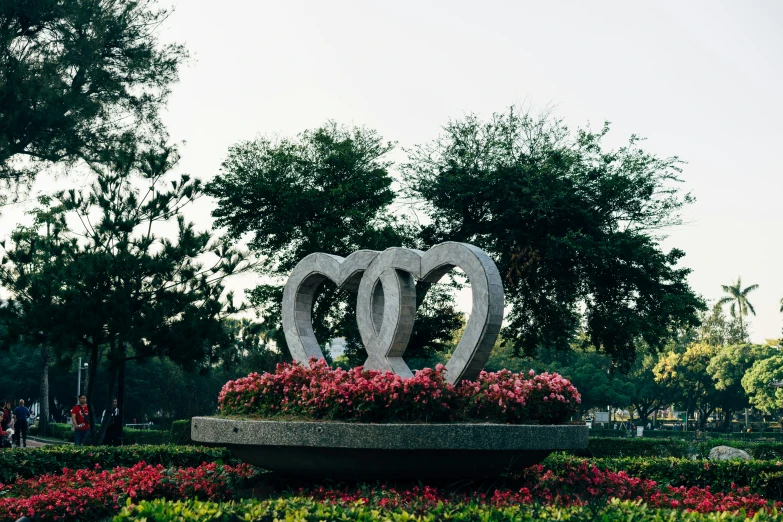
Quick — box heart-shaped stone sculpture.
[281,242,504,384]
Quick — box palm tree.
[779,297,783,313]
[717,277,758,339]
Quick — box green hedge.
[114,498,783,521]
[587,437,783,460]
[590,428,783,441]
[548,454,783,499]
[0,445,232,483]
[170,419,192,445]
[31,422,174,445]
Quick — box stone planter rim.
[191,416,588,451]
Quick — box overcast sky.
[8,1,783,343]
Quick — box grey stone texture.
[281,242,504,384]
[192,417,588,479]
[709,445,752,461]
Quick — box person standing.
[0,401,9,433]
[13,400,30,448]
[71,395,90,446]
[101,398,121,446]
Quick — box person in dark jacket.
[13,399,30,448]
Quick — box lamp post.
[76,358,89,400]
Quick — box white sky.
[6,1,783,343]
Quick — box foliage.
[0,0,187,189]
[587,438,783,460]
[170,419,192,445]
[4,145,252,443]
[206,122,460,365]
[218,359,581,424]
[718,277,759,340]
[0,445,231,483]
[0,462,256,521]
[487,343,636,414]
[708,343,776,420]
[697,303,746,347]
[32,422,173,445]
[624,346,672,424]
[115,498,783,522]
[654,342,719,423]
[404,106,704,367]
[743,356,783,413]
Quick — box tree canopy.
[206,122,462,365]
[405,107,705,366]
[0,0,187,190]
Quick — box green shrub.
[547,454,783,497]
[114,498,783,522]
[0,445,232,483]
[31,422,174,445]
[587,437,783,460]
[588,437,691,458]
[170,419,192,445]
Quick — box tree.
[707,343,774,427]
[20,144,251,443]
[717,277,758,340]
[405,106,704,367]
[697,302,745,347]
[623,346,672,426]
[742,355,783,414]
[654,342,719,427]
[487,343,633,417]
[206,123,461,366]
[0,201,75,435]
[0,0,187,190]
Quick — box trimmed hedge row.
[590,428,783,441]
[587,437,783,460]
[548,454,783,499]
[31,421,191,445]
[0,445,232,483]
[114,498,783,521]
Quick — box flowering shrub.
[0,462,256,521]
[218,359,581,424]
[298,460,779,516]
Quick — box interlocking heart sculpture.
[281,242,504,384]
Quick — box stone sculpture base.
[191,417,588,479]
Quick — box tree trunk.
[86,346,99,442]
[96,366,118,445]
[38,344,51,436]
[116,354,126,445]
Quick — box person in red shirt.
[71,394,90,445]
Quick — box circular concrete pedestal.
[191,417,588,479]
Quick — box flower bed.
[219,359,581,424]
[296,459,778,515]
[0,462,257,521]
[547,455,783,498]
[2,452,783,520]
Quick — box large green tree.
[0,200,75,435]
[707,343,775,427]
[12,144,250,443]
[654,342,719,427]
[0,0,186,189]
[717,277,758,340]
[405,107,704,367]
[743,355,783,414]
[206,123,462,366]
